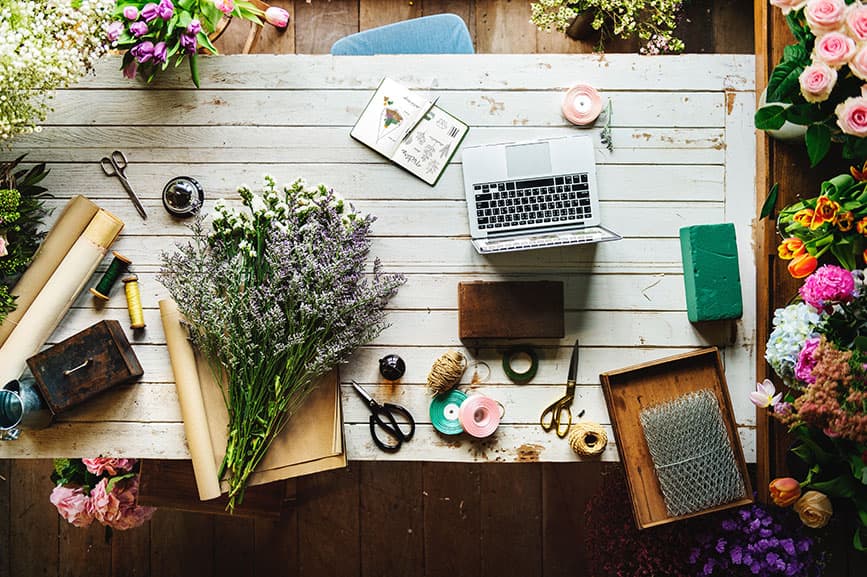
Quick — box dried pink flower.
[82,457,136,476]
[50,485,94,528]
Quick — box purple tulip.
[122,5,138,20]
[105,21,123,42]
[129,21,148,37]
[153,41,167,63]
[179,32,197,53]
[187,18,201,35]
[141,3,158,22]
[157,0,173,20]
[123,60,138,79]
[130,41,155,63]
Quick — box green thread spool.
[90,252,131,301]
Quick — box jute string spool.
[426,350,467,395]
[569,421,608,456]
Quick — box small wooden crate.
[458,281,564,340]
[26,320,143,416]
[599,348,752,529]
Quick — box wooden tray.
[599,348,752,529]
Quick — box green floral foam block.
[679,223,743,322]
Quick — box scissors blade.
[117,177,148,220]
[351,380,375,407]
[567,339,580,384]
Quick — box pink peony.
[814,31,857,68]
[799,264,856,310]
[771,0,808,15]
[91,477,155,530]
[799,61,838,102]
[849,43,867,80]
[82,457,136,476]
[795,337,821,383]
[847,4,867,40]
[50,485,94,528]
[806,0,847,34]
[837,86,867,136]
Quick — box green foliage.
[767,44,810,104]
[755,105,788,130]
[807,123,832,167]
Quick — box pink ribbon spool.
[459,394,504,438]
[562,84,603,126]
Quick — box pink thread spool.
[562,84,603,125]
[458,394,505,438]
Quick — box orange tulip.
[777,237,806,260]
[852,160,867,181]
[811,196,840,229]
[838,211,855,232]
[858,217,867,235]
[788,252,818,278]
[793,208,815,227]
[863,248,867,264]
[769,477,802,507]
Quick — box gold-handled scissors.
[540,339,579,438]
[100,150,147,219]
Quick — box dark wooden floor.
[0,2,760,576]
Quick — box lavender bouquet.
[160,177,404,509]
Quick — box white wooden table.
[0,54,757,462]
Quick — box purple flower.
[153,41,167,63]
[123,5,138,19]
[130,41,154,63]
[122,60,138,79]
[179,32,197,53]
[129,21,148,37]
[721,519,737,531]
[187,18,201,35]
[731,546,743,564]
[105,21,123,42]
[141,3,159,22]
[800,264,855,311]
[794,336,820,383]
[157,0,173,20]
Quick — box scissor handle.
[110,150,128,170]
[540,401,572,437]
[369,402,415,452]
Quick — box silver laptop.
[462,136,620,254]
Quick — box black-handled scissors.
[100,150,147,219]
[540,339,579,438]
[351,380,415,453]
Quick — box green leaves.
[760,183,779,220]
[806,123,832,167]
[755,105,788,130]
[767,43,810,104]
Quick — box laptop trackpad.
[506,142,551,178]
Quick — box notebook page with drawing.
[351,77,469,186]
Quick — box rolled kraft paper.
[459,394,503,438]
[562,84,603,125]
[0,195,99,346]
[159,299,222,501]
[0,210,123,386]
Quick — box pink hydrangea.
[795,337,820,383]
[82,457,136,476]
[799,264,855,310]
[50,485,94,528]
[90,477,156,530]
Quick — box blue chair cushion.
[331,14,474,55]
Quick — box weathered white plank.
[75,54,755,91]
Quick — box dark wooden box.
[458,281,564,340]
[599,348,752,529]
[26,320,143,416]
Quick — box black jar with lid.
[162,176,204,217]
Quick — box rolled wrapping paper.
[0,196,99,346]
[0,210,123,386]
[458,394,504,438]
[159,299,222,500]
[562,84,603,125]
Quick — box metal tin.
[162,176,204,217]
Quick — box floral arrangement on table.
[529,0,685,54]
[585,466,826,577]
[50,458,156,531]
[0,156,50,326]
[108,0,290,87]
[775,167,867,277]
[160,176,405,510]
[756,0,867,165]
[758,264,867,549]
[0,0,113,143]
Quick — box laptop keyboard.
[473,173,591,231]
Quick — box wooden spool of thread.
[568,421,608,456]
[123,275,146,329]
[426,350,467,395]
[89,252,131,300]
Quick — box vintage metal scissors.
[100,150,147,219]
[540,339,579,438]
[351,380,415,453]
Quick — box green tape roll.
[430,389,467,435]
[503,346,538,383]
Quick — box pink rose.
[814,31,857,68]
[799,61,838,102]
[850,43,867,80]
[0,234,7,257]
[91,477,155,530]
[806,0,847,34]
[771,0,808,15]
[265,6,290,28]
[837,89,867,135]
[50,485,94,528]
[794,337,820,383]
[213,0,234,15]
[847,5,867,40]
[82,457,136,476]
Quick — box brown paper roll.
[0,196,99,346]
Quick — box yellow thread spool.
[123,275,146,329]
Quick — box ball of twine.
[426,350,467,395]
[568,421,608,456]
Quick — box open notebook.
[351,77,469,186]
